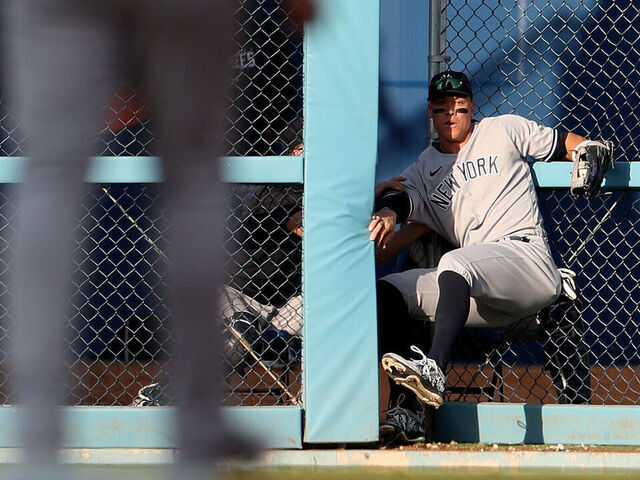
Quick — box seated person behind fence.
[222,147,398,364]
[221,142,303,371]
[368,70,604,445]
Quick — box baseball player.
[370,70,612,444]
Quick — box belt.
[497,235,530,243]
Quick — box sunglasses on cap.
[428,71,473,100]
[433,76,465,92]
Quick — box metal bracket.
[428,54,451,63]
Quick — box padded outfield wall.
[0,0,638,456]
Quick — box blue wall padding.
[302,0,381,443]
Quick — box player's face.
[429,96,475,147]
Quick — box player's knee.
[436,251,471,283]
[376,280,408,350]
[377,280,408,322]
[541,279,562,308]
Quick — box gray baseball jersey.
[383,114,562,326]
[404,114,558,245]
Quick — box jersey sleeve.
[499,114,559,162]
[399,159,432,226]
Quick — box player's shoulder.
[415,144,440,163]
[480,114,548,138]
[479,114,528,128]
[406,145,442,178]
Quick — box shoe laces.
[386,395,423,432]
[409,345,446,393]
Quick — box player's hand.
[286,210,303,237]
[368,208,397,248]
[375,176,406,198]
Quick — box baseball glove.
[570,140,614,201]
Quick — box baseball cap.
[428,70,473,100]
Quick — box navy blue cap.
[428,70,473,100]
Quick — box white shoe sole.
[381,354,444,408]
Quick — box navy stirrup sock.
[428,271,471,370]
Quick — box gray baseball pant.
[382,236,562,327]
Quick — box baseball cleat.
[379,398,425,446]
[381,345,445,408]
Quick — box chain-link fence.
[0,0,305,407]
[226,0,304,156]
[2,0,639,410]
[429,0,640,404]
[221,183,303,407]
[0,182,303,407]
[0,0,304,158]
[437,0,640,160]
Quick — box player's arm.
[368,188,412,248]
[375,176,406,198]
[375,221,431,266]
[546,131,587,161]
[561,132,587,161]
[504,116,588,162]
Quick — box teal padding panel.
[224,406,303,449]
[302,0,380,443]
[0,406,302,449]
[434,402,481,443]
[0,157,23,182]
[86,156,163,183]
[3,157,637,187]
[0,156,302,184]
[541,405,640,446]
[63,407,176,448]
[221,156,304,183]
[475,403,543,444]
[436,403,640,445]
[0,157,164,183]
[531,161,640,188]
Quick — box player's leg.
[437,238,561,319]
[379,239,558,407]
[426,271,470,374]
[379,270,455,408]
[135,3,254,464]
[377,280,430,444]
[419,238,560,405]
[5,0,117,465]
[382,267,521,328]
